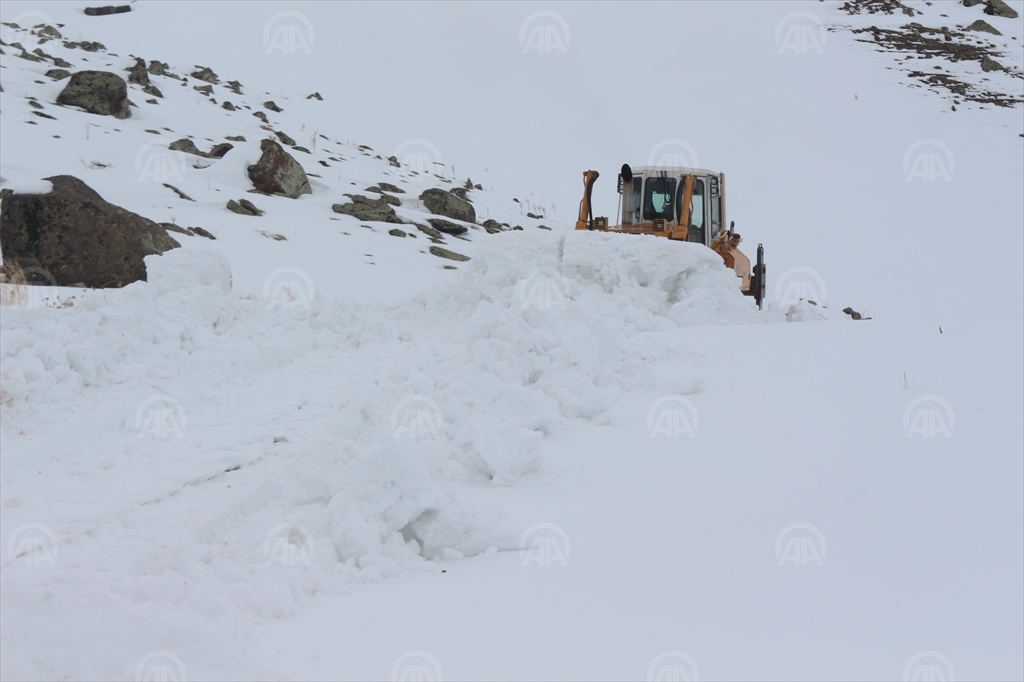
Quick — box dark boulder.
[56,71,129,119]
[247,139,311,199]
[0,176,179,287]
[420,188,475,223]
[331,194,402,223]
[84,5,131,16]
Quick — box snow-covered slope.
[2,1,1022,681]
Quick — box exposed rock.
[160,222,191,236]
[482,219,504,234]
[63,40,106,52]
[264,100,282,112]
[147,60,169,75]
[253,111,268,123]
[419,188,475,223]
[429,246,470,262]
[291,146,310,154]
[331,194,401,223]
[274,130,296,146]
[537,224,552,231]
[226,198,263,216]
[142,83,162,98]
[226,135,246,142]
[127,57,149,85]
[193,84,213,96]
[307,92,323,100]
[526,212,541,219]
[980,55,1003,71]
[474,183,482,190]
[33,111,57,120]
[51,56,72,68]
[207,143,233,159]
[222,101,236,111]
[84,5,131,16]
[388,228,407,238]
[0,175,178,287]
[415,224,444,241]
[449,187,470,202]
[163,183,194,201]
[190,66,219,83]
[190,226,215,240]
[378,182,405,194]
[226,80,243,95]
[247,139,311,199]
[512,225,524,231]
[56,70,129,119]
[168,138,203,156]
[19,51,44,63]
[965,19,1001,34]
[387,155,400,168]
[426,218,468,235]
[984,0,1018,18]
[46,68,71,80]
[963,0,984,6]
[38,26,62,39]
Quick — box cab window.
[643,177,677,221]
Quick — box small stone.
[84,5,131,16]
[222,101,235,111]
[264,100,282,112]
[966,19,1001,34]
[388,228,407,238]
[46,68,72,80]
[190,66,218,83]
[226,135,246,142]
[275,130,296,146]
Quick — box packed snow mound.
[0,229,769,636]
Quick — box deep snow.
[1,1,1022,680]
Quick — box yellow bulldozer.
[575,164,766,308]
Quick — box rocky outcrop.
[965,19,1001,34]
[377,182,405,194]
[84,5,131,16]
[167,139,233,159]
[226,199,263,216]
[0,176,178,287]
[264,100,282,112]
[482,219,507,234]
[984,0,1018,18]
[429,246,469,262]
[426,218,468,235]
[419,188,475,223]
[56,71,129,119]
[46,68,72,80]
[247,139,311,199]
[190,66,218,83]
[331,195,402,223]
[274,131,296,146]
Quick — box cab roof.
[629,165,721,177]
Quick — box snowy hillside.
[2,1,1023,681]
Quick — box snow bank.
[0,229,768,641]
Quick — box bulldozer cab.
[578,163,765,308]
[622,167,723,248]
